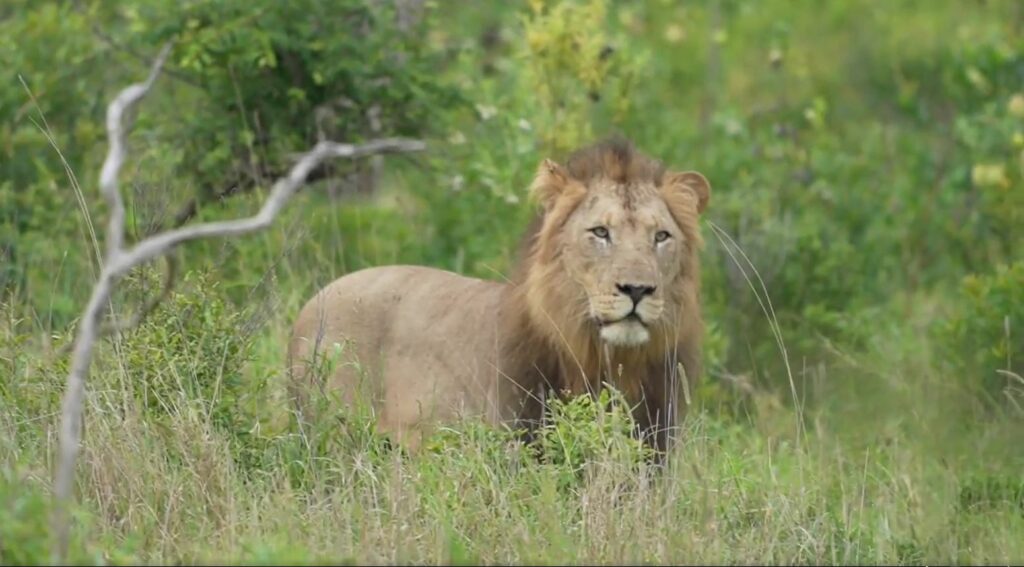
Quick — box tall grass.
[3,238,1023,565]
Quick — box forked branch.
[50,43,426,563]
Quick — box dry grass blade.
[706,220,803,445]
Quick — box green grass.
[3,263,1022,565]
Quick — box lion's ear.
[529,158,577,210]
[663,170,711,214]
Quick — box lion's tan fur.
[288,137,710,453]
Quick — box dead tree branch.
[50,44,425,563]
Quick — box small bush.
[532,387,654,492]
[124,0,460,201]
[0,470,50,565]
[0,468,137,566]
[935,261,1024,407]
[120,269,269,472]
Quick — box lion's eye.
[654,230,671,243]
[590,226,610,239]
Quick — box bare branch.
[51,42,426,563]
[52,44,173,563]
[105,139,422,278]
[165,154,368,229]
[100,43,172,260]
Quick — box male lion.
[287,137,710,456]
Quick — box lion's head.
[520,137,710,359]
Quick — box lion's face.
[560,179,687,347]
[527,144,710,350]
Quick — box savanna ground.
[3,0,1024,564]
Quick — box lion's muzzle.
[589,286,664,347]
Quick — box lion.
[287,136,711,456]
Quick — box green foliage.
[225,537,326,567]
[124,270,251,419]
[532,388,654,491]
[520,0,646,155]
[0,468,135,566]
[935,261,1024,406]
[421,387,653,496]
[399,0,655,279]
[0,0,462,322]
[120,269,269,471]
[945,91,1024,269]
[0,470,50,565]
[959,473,1024,514]
[0,1,109,313]
[110,0,461,195]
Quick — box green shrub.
[0,467,137,566]
[519,0,647,155]
[935,261,1024,407]
[532,387,654,491]
[0,470,50,565]
[119,269,270,471]
[107,0,462,203]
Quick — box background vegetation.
[2,0,1023,564]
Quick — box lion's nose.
[616,283,656,305]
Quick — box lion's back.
[286,265,509,434]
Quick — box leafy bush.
[0,468,136,565]
[0,470,51,565]
[935,261,1024,407]
[414,386,654,507]
[0,1,112,316]
[532,387,654,491]
[120,269,269,471]
[108,0,462,202]
[519,0,646,155]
